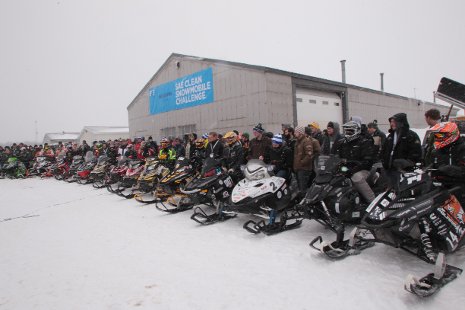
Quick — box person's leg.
[351,170,375,203]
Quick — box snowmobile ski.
[190,206,237,225]
[155,195,194,213]
[243,210,303,235]
[404,253,463,297]
[309,227,375,259]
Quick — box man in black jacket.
[336,120,377,203]
[205,132,224,161]
[381,113,422,171]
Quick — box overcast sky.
[0,0,464,144]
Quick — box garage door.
[295,88,343,128]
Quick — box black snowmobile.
[64,155,85,183]
[296,155,385,244]
[155,156,199,212]
[133,157,170,204]
[310,167,465,297]
[183,158,236,225]
[226,159,303,235]
[106,157,129,193]
[90,155,113,188]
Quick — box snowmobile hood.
[231,176,285,203]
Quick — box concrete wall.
[128,56,294,141]
[347,88,455,132]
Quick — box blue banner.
[149,68,214,115]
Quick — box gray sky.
[1,0,464,144]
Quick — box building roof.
[43,132,80,141]
[81,126,129,134]
[128,53,443,111]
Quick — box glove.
[438,165,462,177]
[392,159,413,170]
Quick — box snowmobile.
[184,158,236,225]
[1,156,27,179]
[29,156,54,177]
[90,155,113,188]
[226,159,303,235]
[296,155,385,246]
[53,155,70,180]
[64,155,85,183]
[106,157,129,193]
[115,158,145,199]
[76,152,97,184]
[310,167,465,297]
[154,156,198,212]
[133,157,170,204]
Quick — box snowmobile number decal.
[224,177,233,188]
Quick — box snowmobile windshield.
[97,155,109,164]
[201,158,222,177]
[85,151,94,163]
[117,156,128,166]
[72,155,83,162]
[36,156,47,162]
[244,159,272,181]
[315,155,342,175]
[174,157,190,170]
[7,157,18,163]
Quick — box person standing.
[205,132,224,161]
[367,120,386,160]
[423,108,442,166]
[247,123,271,162]
[321,121,343,155]
[381,113,422,172]
[293,126,314,197]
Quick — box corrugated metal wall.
[347,88,454,132]
[128,56,294,141]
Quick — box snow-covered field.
[1,178,465,310]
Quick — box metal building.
[128,53,455,141]
[78,126,129,144]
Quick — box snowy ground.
[1,178,465,310]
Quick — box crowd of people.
[1,108,464,203]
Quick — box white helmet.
[342,121,361,141]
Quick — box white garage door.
[295,88,343,129]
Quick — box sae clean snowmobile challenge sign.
[149,68,214,115]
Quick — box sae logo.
[149,68,214,115]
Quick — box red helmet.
[431,122,460,149]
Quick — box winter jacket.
[205,139,224,161]
[370,129,387,160]
[224,141,244,171]
[268,145,293,171]
[337,134,376,173]
[247,135,272,162]
[381,113,422,170]
[293,135,314,171]
[321,122,343,155]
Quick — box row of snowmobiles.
[102,151,465,298]
[7,150,464,297]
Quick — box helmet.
[223,131,237,146]
[431,122,460,149]
[160,137,169,149]
[342,121,361,142]
[195,138,205,148]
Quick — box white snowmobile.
[226,159,302,235]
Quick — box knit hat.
[202,133,209,139]
[253,123,265,133]
[295,126,305,135]
[242,132,250,139]
[309,122,320,130]
[272,134,283,145]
